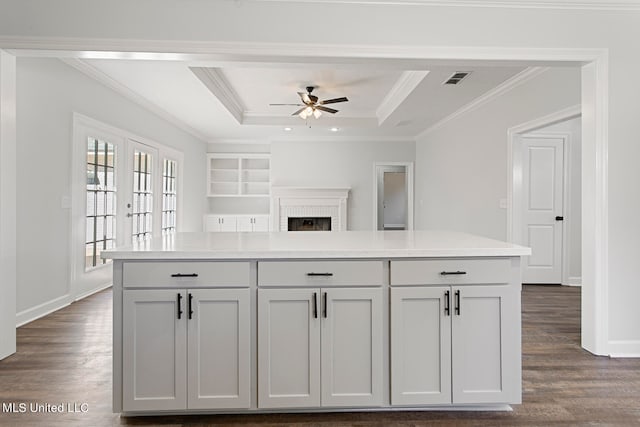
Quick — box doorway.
[373,162,414,231]
[509,108,582,287]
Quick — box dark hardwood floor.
[1,285,639,426]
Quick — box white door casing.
[373,162,414,231]
[522,136,565,283]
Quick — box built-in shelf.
[207,153,271,197]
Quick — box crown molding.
[61,59,210,142]
[376,71,429,126]
[245,0,640,11]
[190,67,245,124]
[418,66,550,137]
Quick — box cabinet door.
[258,288,320,408]
[321,287,383,407]
[187,289,250,409]
[252,215,270,232]
[123,290,187,411]
[219,216,237,232]
[451,285,519,404]
[236,216,253,232]
[390,287,452,405]
[204,215,221,232]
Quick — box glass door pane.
[131,146,155,242]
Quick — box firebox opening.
[288,217,332,231]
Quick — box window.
[132,149,153,241]
[86,137,116,270]
[162,159,178,233]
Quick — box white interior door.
[522,136,564,284]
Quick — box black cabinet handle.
[455,290,461,315]
[444,290,450,316]
[307,272,334,277]
[440,271,467,276]
[313,292,318,319]
[555,216,564,221]
[177,293,183,319]
[171,273,199,278]
[188,293,194,320]
[323,292,328,318]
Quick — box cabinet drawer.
[258,261,383,287]
[123,261,250,288]
[391,258,511,286]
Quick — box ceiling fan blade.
[298,92,311,104]
[308,94,318,104]
[291,107,307,116]
[319,97,348,105]
[315,106,338,114]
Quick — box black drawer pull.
[307,272,333,277]
[171,273,199,278]
[440,271,467,276]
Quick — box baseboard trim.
[16,282,112,327]
[74,282,112,301]
[608,340,640,358]
[564,276,582,286]
[16,294,72,327]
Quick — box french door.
[72,116,181,298]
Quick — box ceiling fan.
[269,86,349,119]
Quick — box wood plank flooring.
[1,285,639,426]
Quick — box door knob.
[555,216,564,221]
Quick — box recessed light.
[283,127,292,131]
[330,127,340,132]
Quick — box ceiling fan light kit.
[270,86,349,121]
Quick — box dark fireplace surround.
[288,217,332,231]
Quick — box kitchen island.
[103,230,530,415]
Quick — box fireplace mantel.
[271,187,350,231]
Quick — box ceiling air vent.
[443,71,471,85]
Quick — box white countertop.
[101,230,530,260]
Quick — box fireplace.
[271,187,350,232]
[288,217,332,231]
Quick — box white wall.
[1,0,639,354]
[415,67,581,237]
[529,117,582,284]
[271,140,415,230]
[0,51,16,359]
[15,58,206,319]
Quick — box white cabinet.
[123,289,187,412]
[205,215,237,232]
[258,287,383,409]
[390,284,519,406]
[390,286,451,405]
[207,153,270,197]
[236,215,270,232]
[123,288,250,412]
[188,289,251,409]
[204,214,269,232]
